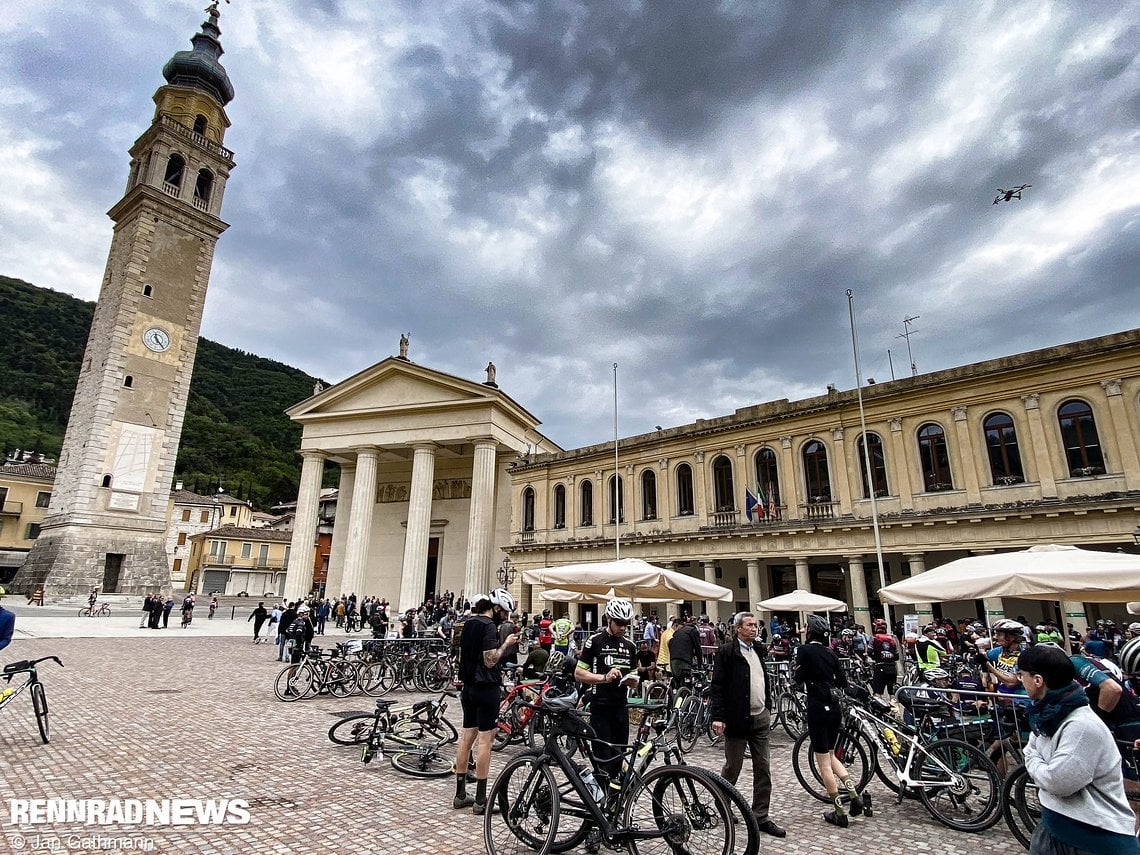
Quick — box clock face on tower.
[142,327,171,353]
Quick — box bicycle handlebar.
[2,655,63,675]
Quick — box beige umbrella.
[521,558,733,602]
[878,544,1140,605]
[538,587,682,605]
[757,589,848,613]
[1128,602,1140,616]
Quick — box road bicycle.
[765,660,807,738]
[1,655,63,743]
[342,693,459,777]
[273,646,359,701]
[78,603,111,617]
[493,669,552,752]
[328,689,459,748]
[791,686,1003,832]
[181,608,194,628]
[672,669,721,753]
[485,686,736,855]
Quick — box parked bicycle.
[331,691,460,777]
[78,603,111,617]
[484,683,736,855]
[1,655,63,743]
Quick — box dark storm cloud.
[1,1,1137,450]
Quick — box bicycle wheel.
[31,682,50,744]
[99,604,112,616]
[524,713,579,760]
[683,766,760,855]
[78,608,89,618]
[412,715,458,746]
[625,765,734,855]
[675,695,702,753]
[273,665,312,702]
[328,714,376,746]
[777,693,806,740]
[358,660,388,696]
[420,656,452,692]
[484,755,560,855]
[917,738,1003,832]
[390,745,454,778]
[327,661,358,698]
[791,729,872,802]
[1000,765,1035,850]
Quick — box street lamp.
[497,556,517,588]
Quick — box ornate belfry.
[16,5,236,595]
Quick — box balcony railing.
[801,500,838,521]
[160,115,235,163]
[518,530,535,545]
[0,501,23,515]
[711,509,739,529]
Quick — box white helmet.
[605,599,634,622]
[489,587,516,613]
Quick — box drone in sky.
[993,184,1031,205]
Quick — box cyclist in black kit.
[575,598,639,783]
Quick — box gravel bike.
[1,655,63,743]
[327,689,459,747]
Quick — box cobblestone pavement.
[0,631,1022,855]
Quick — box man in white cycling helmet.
[576,598,639,787]
[453,588,518,815]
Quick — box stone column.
[778,437,798,519]
[283,451,326,602]
[1101,380,1140,490]
[746,558,763,614]
[1061,600,1089,639]
[950,406,982,502]
[846,554,871,629]
[702,560,721,623]
[903,552,933,623]
[830,429,852,515]
[794,557,811,593]
[888,418,914,510]
[1021,394,1057,496]
[340,447,379,598]
[693,452,708,526]
[464,439,498,596]
[324,461,356,597]
[398,443,437,613]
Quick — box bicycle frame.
[848,703,967,792]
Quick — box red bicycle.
[492,670,554,751]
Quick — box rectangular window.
[36,491,51,509]
[210,540,222,556]
[181,509,191,522]
[284,546,290,565]
[229,506,237,517]
[200,510,209,523]
[173,558,182,574]
[258,544,269,566]
[241,542,252,558]
[177,532,187,546]
[25,523,42,539]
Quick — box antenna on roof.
[896,315,920,377]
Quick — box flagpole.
[846,290,893,639]
[614,362,620,560]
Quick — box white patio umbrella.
[757,589,848,635]
[1127,602,1140,616]
[877,544,1140,605]
[538,587,682,605]
[521,557,733,602]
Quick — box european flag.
[745,488,758,522]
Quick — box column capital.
[353,445,382,459]
[300,449,329,462]
[1100,378,1123,397]
[889,417,902,432]
[467,436,499,448]
[832,427,844,441]
[409,441,439,452]
[902,552,925,560]
[951,406,968,421]
[1021,393,1040,410]
[844,554,865,564]
[780,436,792,449]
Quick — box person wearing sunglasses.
[576,598,639,786]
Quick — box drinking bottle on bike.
[578,766,604,803]
[0,687,14,704]
[883,727,902,756]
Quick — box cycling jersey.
[578,630,636,707]
[986,647,1027,696]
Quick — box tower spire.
[162,2,235,106]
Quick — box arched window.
[122,375,134,388]
[608,475,625,523]
[918,423,954,491]
[754,447,780,509]
[142,284,153,297]
[194,169,214,204]
[193,114,208,135]
[983,412,1025,484]
[712,455,734,511]
[101,474,112,488]
[163,154,185,189]
[856,432,889,498]
[553,484,566,529]
[802,440,832,502]
[1058,399,1105,476]
[522,487,535,532]
[676,464,694,516]
[641,470,657,520]
[580,480,593,526]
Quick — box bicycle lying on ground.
[1,655,63,744]
[78,603,111,617]
[327,690,459,777]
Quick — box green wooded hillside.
[0,275,324,508]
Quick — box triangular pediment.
[289,358,500,419]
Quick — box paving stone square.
[1,614,1021,855]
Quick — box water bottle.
[0,686,14,704]
[579,766,604,803]
[883,727,902,757]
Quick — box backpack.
[286,617,307,642]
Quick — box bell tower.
[16,4,237,596]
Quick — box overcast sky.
[2,1,1137,450]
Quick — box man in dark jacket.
[668,615,703,687]
[277,602,297,662]
[709,612,785,838]
[248,602,268,642]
